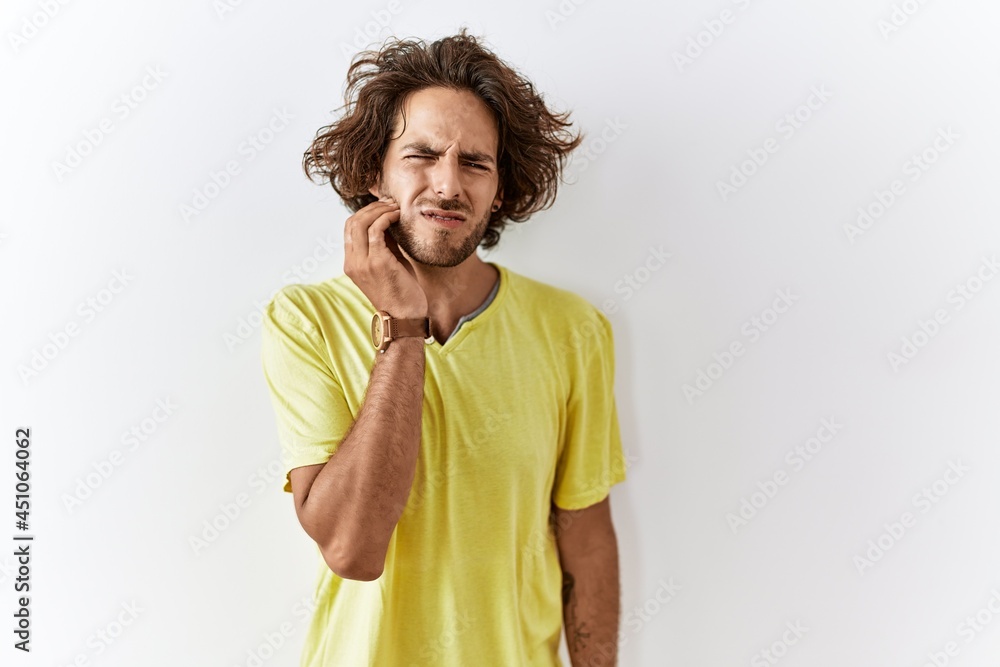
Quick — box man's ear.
[367,170,383,199]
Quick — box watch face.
[371,313,382,347]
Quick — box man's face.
[368,86,502,268]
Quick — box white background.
[3,0,1000,665]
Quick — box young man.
[260,28,628,667]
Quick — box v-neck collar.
[428,261,508,356]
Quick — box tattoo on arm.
[561,570,590,653]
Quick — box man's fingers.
[382,222,416,276]
[341,198,426,315]
[345,208,372,255]
[367,209,397,255]
[364,206,413,276]
[346,202,397,258]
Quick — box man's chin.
[403,246,473,269]
[404,247,457,268]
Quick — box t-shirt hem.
[551,468,627,510]
[282,456,334,493]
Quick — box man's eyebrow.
[399,141,496,166]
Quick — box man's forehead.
[389,89,498,155]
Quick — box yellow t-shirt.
[260,260,627,667]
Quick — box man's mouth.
[421,209,466,227]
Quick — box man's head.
[366,86,500,267]
[303,28,582,256]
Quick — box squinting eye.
[404,156,486,171]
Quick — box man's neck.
[410,257,499,344]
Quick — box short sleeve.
[552,310,628,510]
[260,288,355,493]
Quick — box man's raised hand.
[344,199,428,318]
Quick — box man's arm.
[554,495,620,667]
[289,201,428,581]
[289,335,425,582]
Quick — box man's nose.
[429,156,463,200]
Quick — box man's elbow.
[320,537,385,582]
[295,493,396,581]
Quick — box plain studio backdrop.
[3,0,1000,665]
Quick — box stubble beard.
[388,206,490,268]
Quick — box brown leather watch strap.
[389,317,431,339]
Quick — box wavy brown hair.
[302,27,583,250]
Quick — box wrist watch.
[371,310,433,353]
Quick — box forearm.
[301,336,425,578]
[561,539,621,666]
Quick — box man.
[260,28,628,666]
